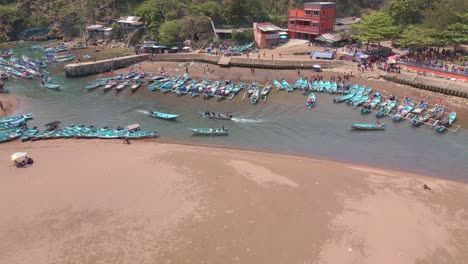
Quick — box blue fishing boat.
[376,99,397,118]
[148,111,178,120]
[350,122,385,130]
[361,96,381,114]
[311,80,318,91]
[0,118,26,131]
[334,93,355,103]
[392,103,414,121]
[203,81,221,99]
[323,80,331,93]
[432,104,445,120]
[126,131,159,139]
[306,93,316,108]
[41,83,60,90]
[330,82,337,93]
[0,128,24,143]
[251,88,260,104]
[273,80,284,90]
[0,113,33,123]
[229,82,244,100]
[190,127,229,136]
[281,79,293,92]
[435,112,456,133]
[412,100,428,115]
[410,111,432,126]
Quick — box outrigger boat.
[376,99,397,118]
[435,112,456,133]
[410,111,433,126]
[392,103,414,121]
[190,127,229,136]
[148,111,178,120]
[273,80,284,90]
[361,95,381,114]
[350,122,385,130]
[282,79,293,92]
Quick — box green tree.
[396,25,436,50]
[353,11,399,49]
[424,0,468,30]
[385,0,437,26]
[180,15,213,47]
[0,4,25,40]
[159,19,181,46]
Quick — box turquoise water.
[3,42,468,182]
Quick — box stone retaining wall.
[64,54,149,77]
[383,75,468,99]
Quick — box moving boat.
[148,111,178,120]
[306,93,316,108]
[190,127,229,136]
[199,111,233,120]
[350,123,385,130]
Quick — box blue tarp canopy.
[310,51,335,59]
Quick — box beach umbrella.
[11,152,27,161]
[45,121,61,127]
[387,59,396,64]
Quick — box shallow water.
[3,42,468,182]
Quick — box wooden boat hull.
[351,123,385,130]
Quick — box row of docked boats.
[0,113,160,144]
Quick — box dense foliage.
[353,0,468,49]
[1,0,466,50]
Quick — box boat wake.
[232,118,263,123]
[137,109,149,115]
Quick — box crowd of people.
[397,48,468,75]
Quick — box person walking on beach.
[0,100,3,111]
[123,135,130,144]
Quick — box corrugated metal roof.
[257,24,282,32]
[310,51,335,59]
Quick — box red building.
[253,22,283,49]
[288,2,336,41]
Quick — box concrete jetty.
[64,54,149,77]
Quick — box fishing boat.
[0,113,33,123]
[0,118,26,131]
[432,104,445,120]
[190,127,229,136]
[41,83,60,90]
[125,130,159,139]
[130,82,141,92]
[148,111,178,120]
[435,112,456,133]
[376,99,397,118]
[361,96,381,114]
[392,103,414,121]
[102,81,117,92]
[334,93,355,103]
[281,79,293,92]
[115,80,129,92]
[316,80,324,92]
[350,123,385,130]
[85,80,105,90]
[396,97,412,111]
[306,93,316,108]
[323,80,331,93]
[229,82,245,100]
[0,128,24,143]
[329,82,338,93]
[410,111,432,126]
[412,100,428,115]
[203,81,220,99]
[251,88,260,104]
[261,85,271,97]
[310,80,318,91]
[292,77,303,90]
[273,80,284,90]
[199,111,233,120]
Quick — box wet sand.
[0,93,18,117]
[1,139,467,264]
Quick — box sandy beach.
[1,139,467,264]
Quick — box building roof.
[87,25,113,31]
[117,16,144,26]
[310,51,335,59]
[316,32,342,43]
[304,2,337,8]
[256,24,282,32]
[335,17,361,25]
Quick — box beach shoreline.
[1,139,467,263]
[0,93,19,117]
